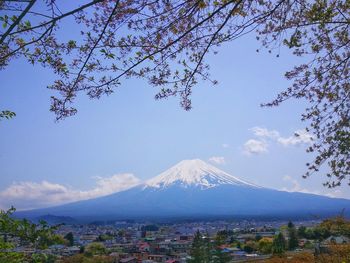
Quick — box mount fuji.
[17,159,350,220]
[144,159,259,189]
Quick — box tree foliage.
[0,0,349,185]
[0,207,63,262]
[0,207,62,249]
[64,232,74,246]
[296,216,350,241]
[258,237,273,254]
[287,221,298,250]
[272,232,286,255]
[316,215,350,237]
[62,254,114,263]
[188,231,232,263]
[212,231,231,263]
[297,225,307,238]
[0,110,16,122]
[84,242,106,257]
[316,244,350,263]
[188,231,211,263]
[259,0,350,187]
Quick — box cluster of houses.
[52,221,277,262]
[5,219,350,262]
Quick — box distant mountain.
[17,159,350,221]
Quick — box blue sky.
[0,29,348,210]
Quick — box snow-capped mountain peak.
[145,159,259,189]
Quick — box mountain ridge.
[16,159,350,220]
[144,159,260,189]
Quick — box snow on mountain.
[16,158,350,220]
[145,159,259,189]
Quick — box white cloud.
[208,156,226,165]
[222,144,229,148]
[281,175,320,195]
[0,174,140,210]
[250,127,280,139]
[325,189,343,198]
[89,174,141,198]
[242,127,313,156]
[277,129,313,146]
[243,139,268,155]
[281,175,348,199]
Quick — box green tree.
[0,207,63,262]
[255,234,262,241]
[287,221,298,250]
[188,231,211,263]
[297,226,307,239]
[258,238,273,254]
[319,216,350,237]
[212,232,231,263]
[0,238,25,263]
[64,232,74,246]
[202,233,212,263]
[304,228,316,240]
[243,241,257,253]
[272,233,286,255]
[84,242,106,257]
[287,221,294,229]
[31,253,57,263]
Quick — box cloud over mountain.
[15,159,350,220]
[0,174,140,210]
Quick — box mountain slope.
[144,159,259,189]
[17,159,350,220]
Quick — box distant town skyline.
[1,33,348,210]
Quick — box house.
[65,246,80,256]
[324,235,350,244]
[315,235,350,255]
[158,241,171,248]
[147,254,173,262]
[169,241,191,253]
[138,242,151,252]
[298,238,308,247]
